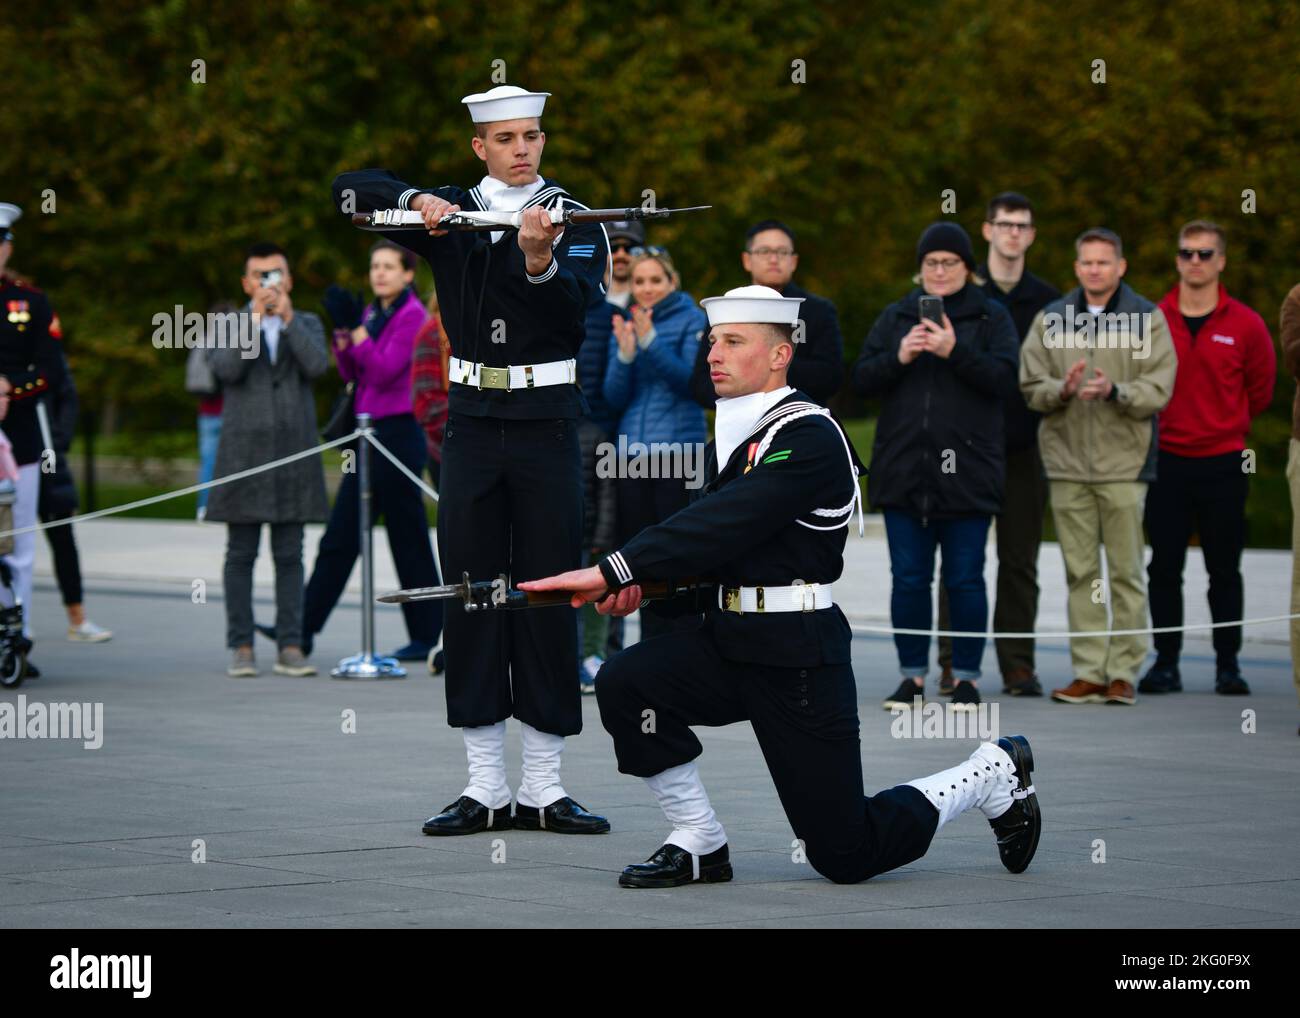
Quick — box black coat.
[689,281,845,408]
[976,265,1061,453]
[204,311,330,524]
[852,283,1018,519]
[596,390,858,668]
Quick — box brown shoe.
[1002,667,1043,697]
[1104,679,1137,705]
[1051,678,1106,704]
[938,665,955,696]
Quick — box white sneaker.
[580,654,604,694]
[68,620,113,643]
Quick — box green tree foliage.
[2,0,1297,540]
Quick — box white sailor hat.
[701,285,804,328]
[0,203,20,242]
[461,85,550,124]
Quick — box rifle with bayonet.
[353,202,710,233]
[377,572,704,611]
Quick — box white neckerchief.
[477,174,544,243]
[714,385,794,474]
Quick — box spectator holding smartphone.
[852,222,1019,712]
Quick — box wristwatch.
[1107,383,1121,403]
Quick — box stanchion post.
[332,414,406,679]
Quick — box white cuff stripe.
[608,552,632,584]
[527,259,559,284]
[398,188,419,210]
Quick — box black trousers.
[1144,449,1248,668]
[438,413,583,735]
[596,621,939,884]
[39,509,82,606]
[304,413,442,646]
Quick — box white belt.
[448,356,576,391]
[718,582,834,614]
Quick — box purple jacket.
[335,289,427,419]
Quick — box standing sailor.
[521,285,1041,886]
[333,86,611,835]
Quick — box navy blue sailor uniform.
[592,391,940,883]
[332,170,608,736]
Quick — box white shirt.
[713,385,794,473]
[476,174,544,243]
[261,315,283,364]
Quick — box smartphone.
[918,295,944,327]
[260,269,284,288]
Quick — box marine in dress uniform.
[332,86,610,835]
[0,203,65,667]
[522,286,1042,887]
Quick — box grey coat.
[204,310,330,524]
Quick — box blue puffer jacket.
[603,289,708,446]
[580,297,625,435]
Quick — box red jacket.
[1156,284,1275,457]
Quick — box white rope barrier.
[0,430,365,538]
[852,614,1300,640]
[364,432,440,502]
[0,434,1293,639]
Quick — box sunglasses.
[1177,247,1218,262]
[610,240,635,252]
[630,245,669,258]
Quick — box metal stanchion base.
[330,653,407,680]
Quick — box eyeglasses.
[989,220,1033,233]
[748,247,795,259]
[1177,247,1218,262]
[921,257,964,272]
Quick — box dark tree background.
[3,0,1297,541]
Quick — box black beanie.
[916,221,976,271]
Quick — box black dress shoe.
[1138,662,1182,694]
[513,796,610,834]
[619,842,733,888]
[988,735,1040,874]
[1215,667,1250,695]
[421,796,513,836]
[24,661,39,679]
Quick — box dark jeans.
[1144,449,1247,669]
[939,444,1047,676]
[225,522,304,649]
[304,413,442,646]
[883,510,991,680]
[597,623,940,884]
[616,474,698,642]
[39,509,83,605]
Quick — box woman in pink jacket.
[300,240,443,662]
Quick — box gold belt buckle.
[723,587,741,614]
[524,364,535,388]
[755,586,765,612]
[479,366,509,390]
